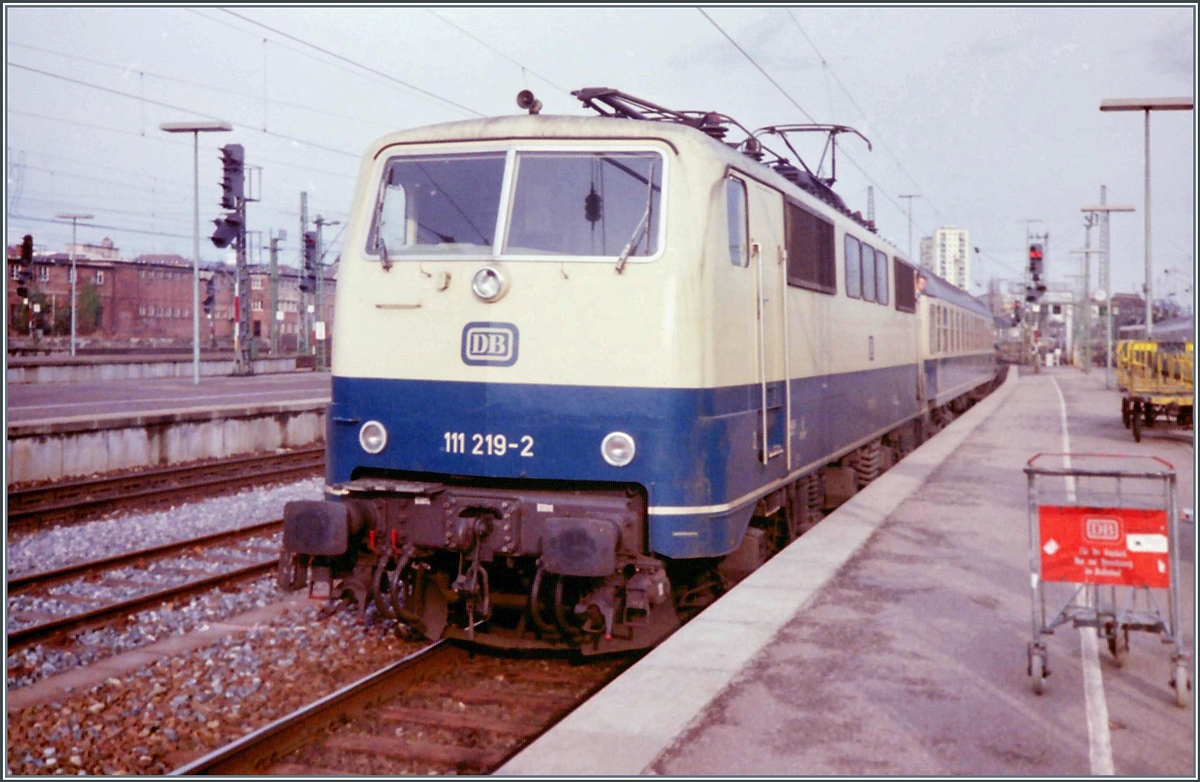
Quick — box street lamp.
[160,119,233,385]
[1100,97,1194,339]
[56,212,94,357]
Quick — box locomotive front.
[281,115,716,653]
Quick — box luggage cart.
[1116,340,1194,442]
[1024,453,1191,706]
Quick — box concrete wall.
[7,400,327,485]
[6,357,300,385]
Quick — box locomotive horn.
[517,89,542,115]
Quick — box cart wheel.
[1144,403,1156,428]
[1172,662,1191,709]
[1132,405,1142,442]
[1107,626,1129,668]
[1121,398,1131,429]
[1032,655,1047,695]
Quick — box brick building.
[7,239,334,353]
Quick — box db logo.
[1083,516,1121,542]
[461,322,519,367]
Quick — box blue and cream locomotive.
[281,88,999,653]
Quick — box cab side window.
[726,178,748,267]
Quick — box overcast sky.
[5,5,1195,301]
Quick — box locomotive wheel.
[372,555,399,620]
[1132,404,1142,443]
[1121,399,1131,429]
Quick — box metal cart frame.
[1024,453,1191,706]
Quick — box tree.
[77,281,102,335]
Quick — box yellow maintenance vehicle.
[1117,340,1194,442]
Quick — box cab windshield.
[367,149,663,261]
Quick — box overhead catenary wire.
[425,10,572,98]
[698,9,943,248]
[784,10,954,230]
[7,41,400,133]
[217,8,485,118]
[7,62,361,160]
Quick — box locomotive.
[279,88,999,654]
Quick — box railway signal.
[300,231,318,293]
[16,234,34,298]
[219,144,245,210]
[203,277,216,315]
[1029,243,1046,294]
[211,213,242,249]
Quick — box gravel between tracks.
[6,607,425,775]
[6,479,322,690]
[4,476,438,775]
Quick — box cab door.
[746,180,788,470]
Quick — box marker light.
[471,266,506,302]
[359,421,388,454]
[601,431,636,467]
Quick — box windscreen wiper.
[615,162,656,274]
[374,169,394,271]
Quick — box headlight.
[601,431,636,467]
[471,265,506,302]
[359,421,387,454]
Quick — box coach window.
[861,242,876,302]
[844,235,861,299]
[726,177,748,267]
[876,250,889,306]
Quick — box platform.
[6,372,330,484]
[499,368,1195,776]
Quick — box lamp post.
[1100,97,1193,339]
[1080,202,1135,387]
[160,120,233,385]
[899,194,920,260]
[56,212,93,357]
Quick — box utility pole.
[269,230,282,356]
[313,214,340,371]
[231,182,252,376]
[1081,190,1135,388]
[57,212,93,357]
[1074,215,1100,373]
[899,194,920,260]
[299,192,308,356]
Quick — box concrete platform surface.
[499,368,1195,776]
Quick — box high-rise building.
[919,237,934,270]
[925,226,970,290]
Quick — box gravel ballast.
[6,477,435,775]
[6,479,322,689]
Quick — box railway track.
[5,446,324,532]
[172,641,630,775]
[6,521,283,651]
